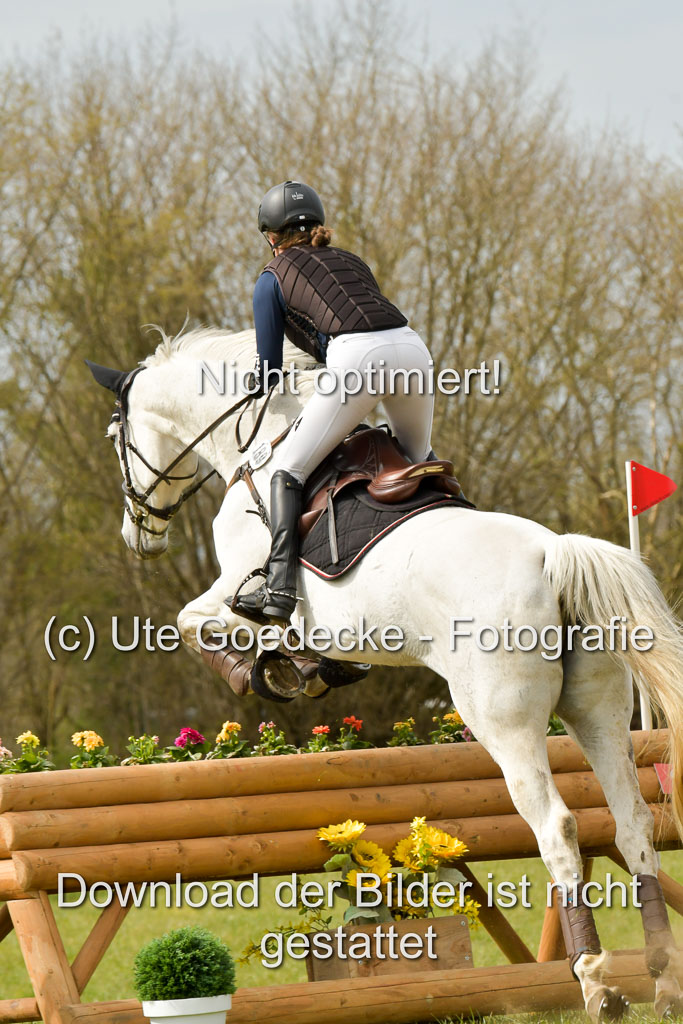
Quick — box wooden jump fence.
[0,730,680,1023]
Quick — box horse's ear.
[85,360,129,396]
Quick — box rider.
[234,180,435,626]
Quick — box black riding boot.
[234,470,303,625]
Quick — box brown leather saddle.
[300,427,462,540]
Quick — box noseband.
[115,368,283,535]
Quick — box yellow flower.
[392,836,427,872]
[216,720,241,742]
[352,839,386,867]
[16,731,40,748]
[407,816,441,870]
[317,819,366,850]
[72,731,103,752]
[444,710,464,725]
[347,867,390,890]
[348,850,394,886]
[365,852,393,882]
[392,899,429,920]
[454,895,481,925]
[393,837,415,865]
[423,826,468,860]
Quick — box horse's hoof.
[587,988,630,1023]
[654,992,683,1019]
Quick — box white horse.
[89,326,683,1020]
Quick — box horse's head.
[87,360,200,559]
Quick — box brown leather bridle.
[114,368,287,535]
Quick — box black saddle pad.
[299,485,473,579]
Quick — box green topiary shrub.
[133,926,236,1001]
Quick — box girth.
[300,427,462,540]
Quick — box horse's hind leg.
[452,657,626,1022]
[557,646,683,1017]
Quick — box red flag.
[654,763,672,795]
[629,461,677,516]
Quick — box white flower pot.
[142,994,232,1024]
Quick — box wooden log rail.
[0,730,672,898]
[0,952,661,1024]
[0,731,667,814]
[0,768,663,852]
[0,731,678,1024]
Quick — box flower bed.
[0,713,565,773]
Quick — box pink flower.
[174,727,205,748]
[462,727,474,742]
[0,738,12,760]
[312,725,330,735]
[343,715,363,732]
[258,721,276,734]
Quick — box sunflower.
[423,826,468,860]
[317,819,366,849]
[393,836,427,873]
[351,839,386,867]
[392,837,414,865]
[365,852,393,883]
[346,868,381,890]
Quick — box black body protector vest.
[265,245,408,362]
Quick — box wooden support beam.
[0,732,666,814]
[658,871,683,918]
[0,998,41,1023]
[458,864,535,964]
[63,1001,143,1023]
[0,861,29,902]
[14,803,677,892]
[1,768,661,853]
[0,903,14,943]
[8,893,80,1024]
[537,894,565,963]
[71,895,138,994]
[60,950,654,1024]
[606,846,683,918]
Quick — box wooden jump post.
[0,731,680,1024]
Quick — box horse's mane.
[141,324,314,372]
[140,324,319,399]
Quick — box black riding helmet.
[258,180,325,234]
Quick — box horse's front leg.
[183,488,270,647]
[177,576,260,655]
[177,576,263,696]
[178,578,329,699]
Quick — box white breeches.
[273,325,434,484]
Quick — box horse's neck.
[133,360,304,483]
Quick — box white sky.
[2,0,682,161]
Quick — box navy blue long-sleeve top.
[253,270,327,385]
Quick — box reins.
[118,369,288,533]
[223,420,294,531]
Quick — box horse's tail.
[543,532,683,837]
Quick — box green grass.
[0,853,681,1019]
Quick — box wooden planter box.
[305,915,472,982]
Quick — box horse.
[88,325,683,1020]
